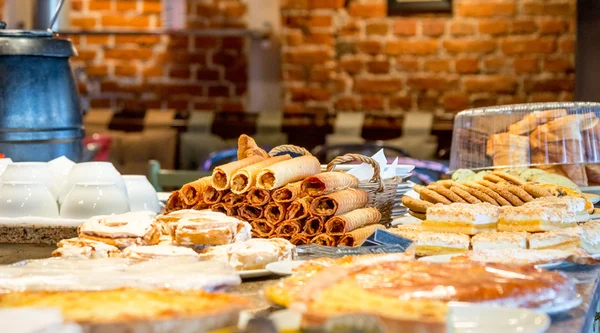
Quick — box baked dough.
[199,238,296,270]
[78,212,161,249]
[52,238,121,259]
[122,245,200,260]
[171,214,251,246]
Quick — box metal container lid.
[0,23,77,57]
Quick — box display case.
[450,102,600,185]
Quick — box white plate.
[266,305,550,333]
[535,295,582,315]
[582,192,600,204]
[265,260,305,276]
[321,164,415,175]
[238,269,273,279]
[418,253,572,270]
[157,192,171,202]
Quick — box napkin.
[347,149,398,181]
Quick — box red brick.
[105,48,153,60]
[86,35,109,45]
[483,56,505,73]
[392,19,417,36]
[86,65,108,77]
[523,2,574,16]
[561,92,574,102]
[143,67,163,78]
[559,38,575,53]
[115,35,161,45]
[168,35,189,48]
[501,37,555,55]
[407,76,450,91]
[208,86,230,97]
[366,22,389,36]
[357,40,382,55]
[339,20,361,36]
[158,51,206,64]
[74,50,97,61]
[196,4,218,16]
[116,1,137,11]
[457,2,516,17]
[464,76,518,93]
[308,0,344,9]
[283,30,303,46]
[455,58,479,74]
[100,81,118,93]
[285,15,332,29]
[473,96,498,108]
[530,92,558,103]
[367,60,390,74]
[71,17,97,29]
[396,57,420,72]
[166,99,190,109]
[390,94,412,110]
[479,20,508,35]
[222,102,245,113]
[418,95,440,111]
[360,95,385,110]
[540,19,568,35]
[422,19,445,36]
[443,92,469,112]
[354,78,403,94]
[290,86,331,102]
[310,67,331,82]
[514,57,539,73]
[170,67,191,79]
[543,57,573,73]
[222,3,246,18]
[90,99,111,108]
[498,95,527,105]
[386,40,438,55]
[88,1,111,11]
[510,20,538,34]
[195,37,220,49]
[443,39,496,54]
[78,83,88,94]
[194,101,217,111]
[101,15,149,28]
[115,65,137,77]
[284,103,305,114]
[142,1,161,14]
[449,22,475,36]
[524,77,575,93]
[284,49,331,65]
[222,37,245,49]
[304,32,334,46]
[339,57,364,73]
[71,0,83,11]
[334,96,359,111]
[348,3,386,18]
[424,59,450,73]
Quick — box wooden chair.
[147,160,210,192]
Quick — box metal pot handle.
[48,0,66,31]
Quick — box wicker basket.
[268,144,312,157]
[326,154,401,226]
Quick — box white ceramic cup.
[123,175,161,213]
[60,182,130,219]
[0,162,59,199]
[0,158,12,176]
[59,162,127,204]
[48,156,76,194]
[0,181,59,218]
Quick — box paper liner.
[291,233,311,245]
[303,215,325,236]
[256,155,321,190]
[310,234,336,246]
[264,202,289,225]
[325,207,382,235]
[238,204,264,220]
[274,220,303,238]
[309,188,369,217]
[338,224,384,247]
[179,176,212,207]
[202,186,225,205]
[250,219,275,238]
[246,187,271,206]
[301,172,360,197]
[272,181,303,203]
[238,134,269,160]
[165,191,184,213]
[287,197,314,220]
[210,203,236,217]
[211,155,266,191]
[230,155,291,194]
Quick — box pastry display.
[78,212,161,249]
[171,215,251,246]
[422,203,500,235]
[156,209,221,235]
[52,237,121,259]
[497,205,577,232]
[179,176,212,208]
[256,155,321,190]
[300,172,359,197]
[452,248,598,266]
[230,155,291,194]
[309,188,369,216]
[413,231,470,257]
[199,238,296,270]
[0,289,248,332]
[527,228,581,250]
[470,231,527,251]
[212,155,267,191]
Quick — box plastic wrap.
[0,257,241,293]
[450,102,600,185]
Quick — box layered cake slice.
[527,227,582,250]
[422,203,500,235]
[471,231,527,251]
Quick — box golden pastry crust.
[78,213,162,249]
[523,183,553,198]
[171,215,251,246]
[52,238,122,259]
[199,238,296,270]
[401,196,434,214]
[408,210,426,220]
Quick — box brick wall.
[69,0,248,112]
[281,0,576,115]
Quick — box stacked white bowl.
[0,158,160,219]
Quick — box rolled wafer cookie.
[237,134,269,160]
[264,202,288,225]
[477,180,524,206]
[338,224,385,247]
[274,220,303,238]
[287,197,314,220]
[304,215,325,236]
[246,187,271,206]
[455,184,499,205]
[522,183,553,198]
[202,186,225,205]
[325,207,382,234]
[491,171,526,186]
[450,186,482,204]
[401,196,434,214]
[250,219,275,238]
[427,184,466,203]
[311,234,336,246]
[238,204,264,220]
[408,210,426,220]
[290,234,311,245]
[210,203,236,216]
[180,176,212,207]
[500,183,534,202]
[212,155,266,191]
[272,181,303,203]
[419,188,452,205]
[165,191,185,213]
[257,155,321,190]
[230,155,292,194]
[301,172,359,196]
[464,182,511,206]
[309,188,369,217]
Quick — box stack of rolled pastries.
[165,135,383,247]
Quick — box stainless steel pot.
[0,0,83,162]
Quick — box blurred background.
[0,0,581,184]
